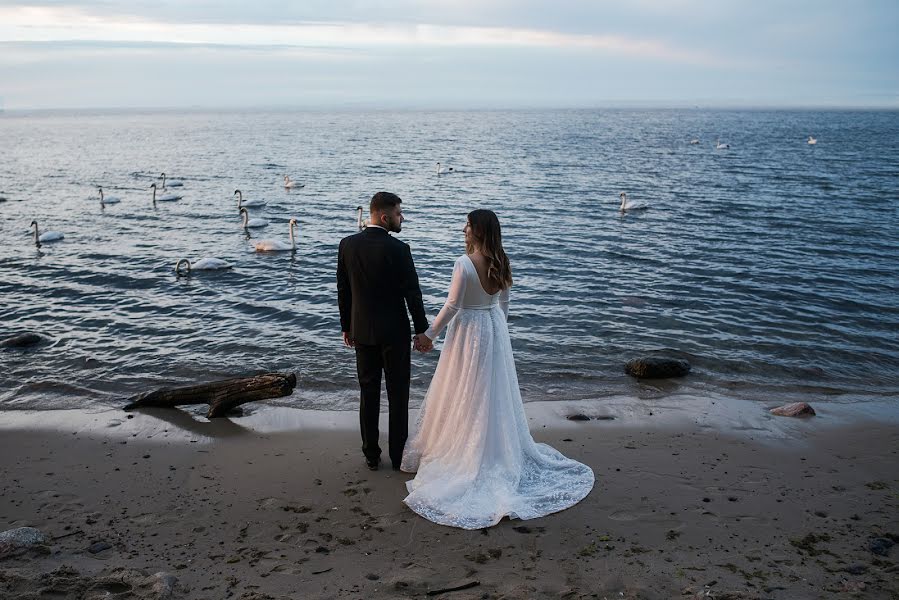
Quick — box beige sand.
[1,399,897,599]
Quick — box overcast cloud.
[0,0,896,109]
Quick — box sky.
[0,1,897,110]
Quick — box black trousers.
[354,339,411,467]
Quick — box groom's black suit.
[337,226,428,468]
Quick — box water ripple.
[2,108,898,410]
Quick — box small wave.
[2,108,898,412]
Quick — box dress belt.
[462,304,499,311]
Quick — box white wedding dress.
[401,255,595,529]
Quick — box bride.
[402,209,594,529]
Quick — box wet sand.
[1,399,897,599]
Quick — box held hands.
[344,331,432,352]
[413,333,433,353]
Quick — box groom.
[337,192,431,471]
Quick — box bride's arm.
[424,258,467,340]
[500,286,510,320]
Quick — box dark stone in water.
[567,414,591,421]
[624,357,691,379]
[0,332,43,349]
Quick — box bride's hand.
[420,333,433,353]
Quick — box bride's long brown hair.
[466,209,513,291]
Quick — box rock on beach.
[770,402,816,417]
[0,527,48,557]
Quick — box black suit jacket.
[337,227,428,345]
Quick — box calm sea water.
[1,108,898,412]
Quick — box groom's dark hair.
[370,191,402,213]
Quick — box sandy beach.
[1,397,897,599]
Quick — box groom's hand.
[414,333,433,353]
[342,331,355,348]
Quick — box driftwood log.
[124,372,297,418]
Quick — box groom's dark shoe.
[365,457,380,471]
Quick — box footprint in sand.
[608,509,654,521]
[257,497,313,513]
[608,509,680,526]
[130,513,180,526]
[35,490,84,516]
[273,524,309,544]
[267,563,306,575]
[90,581,132,594]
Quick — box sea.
[1,108,898,413]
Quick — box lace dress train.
[401,255,594,529]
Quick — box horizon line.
[3,102,898,114]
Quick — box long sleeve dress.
[401,254,595,529]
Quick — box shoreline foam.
[1,392,897,444]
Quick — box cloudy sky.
[1,0,897,110]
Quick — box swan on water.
[436,162,455,175]
[160,172,183,188]
[689,139,700,145]
[619,192,649,212]
[150,183,182,202]
[98,186,121,205]
[284,175,304,189]
[235,189,266,208]
[240,207,269,229]
[30,220,64,248]
[715,139,730,150]
[254,219,297,252]
[174,258,232,276]
[356,206,369,231]
[807,136,817,145]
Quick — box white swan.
[284,175,304,189]
[689,139,700,145]
[356,206,369,231]
[254,219,297,252]
[174,258,232,276]
[619,192,648,212]
[240,207,269,229]
[98,186,121,205]
[30,220,64,247]
[436,162,455,175]
[150,183,182,202]
[235,189,266,208]
[715,139,730,150]
[807,136,817,145]
[160,172,183,188]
